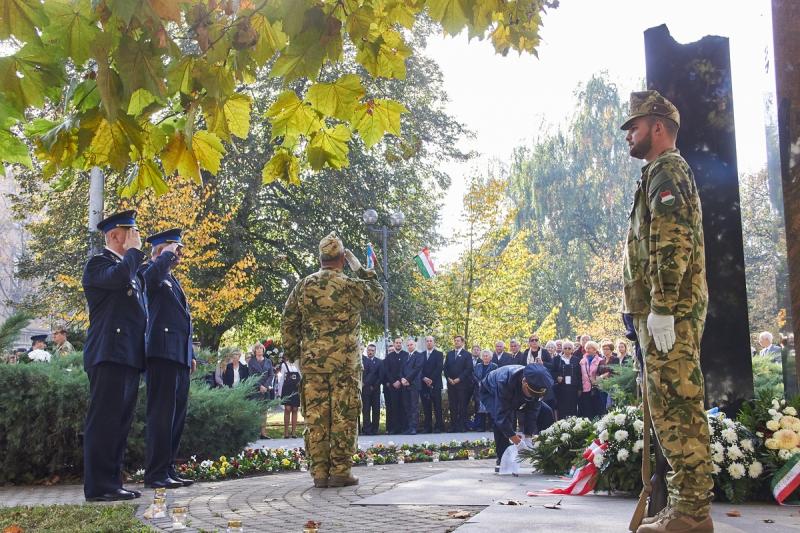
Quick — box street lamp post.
[363,208,405,356]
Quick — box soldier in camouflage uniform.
[621,91,714,533]
[52,325,75,356]
[281,232,384,488]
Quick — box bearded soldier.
[621,90,713,533]
[281,232,384,488]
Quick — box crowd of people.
[360,333,635,437]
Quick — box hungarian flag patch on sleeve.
[659,189,676,206]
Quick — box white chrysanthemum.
[533,440,541,448]
[740,439,754,452]
[712,463,721,475]
[614,414,627,426]
[727,463,745,480]
[756,431,764,438]
[633,420,644,434]
[633,440,644,453]
[201,460,213,468]
[561,433,571,443]
[617,449,630,462]
[769,408,779,416]
[599,430,609,443]
[723,418,735,428]
[711,442,724,454]
[721,428,738,443]
[767,420,781,431]
[785,406,798,416]
[748,461,763,479]
[592,452,605,468]
[614,430,629,442]
[711,452,724,464]
[726,444,743,460]
[778,449,792,460]
[596,421,606,433]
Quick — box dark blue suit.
[492,351,516,367]
[401,351,425,433]
[420,349,444,432]
[444,348,472,431]
[81,247,147,498]
[361,355,382,434]
[142,251,194,484]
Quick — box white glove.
[647,312,675,353]
[343,249,362,271]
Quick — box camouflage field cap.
[620,90,680,130]
[319,231,344,260]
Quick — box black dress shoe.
[86,488,136,502]
[122,488,142,498]
[171,475,194,487]
[145,477,184,489]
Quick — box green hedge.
[0,354,266,484]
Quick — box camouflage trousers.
[635,315,714,517]
[300,371,361,479]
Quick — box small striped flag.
[366,243,378,269]
[414,247,436,279]
[772,453,800,504]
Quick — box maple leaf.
[262,149,300,185]
[353,98,407,148]
[0,0,48,42]
[269,31,326,82]
[265,91,321,146]
[0,42,64,112]
[127,88,156,117]
[204,93,252,142]
[250,13,287,63]
[307,124,351,170]
[305,74,365,122]
[41,0,98,65]
[117,34,167,99]
[427,0,471,36]
[120,159,169,198]
[192,130,226,176]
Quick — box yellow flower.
[765,438,779,450]
[219,467,226,475]
[766,420,781,431]
[281,458,291,467]
[773,429,800,450]
[780,415,800,430]
[219,455,227,462]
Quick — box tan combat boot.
[636,509,713,533]
[640,506,672,526]
[328,474,359,487]
[313,477,328,488]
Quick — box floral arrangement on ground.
[592,406,645,494]
[131,440,495,483]
[518,416,595,474]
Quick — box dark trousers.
[420,386,444,432]
[361,385,380,434]
[554,384,579,418]
[448,384,469,432]
[384,386,404,434]
[578,390,601,419]
[474,412,489,431]
[145,358,190,483]
[401,386,420,433]
[84,362,140,498]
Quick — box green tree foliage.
[507,73,641,336]
[11,21,468,348]
[0,0,556,194]
[0,311,31,353]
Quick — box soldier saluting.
[81,210,146,502]
[621,91,713,533]
[281,232,384,488]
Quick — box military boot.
[640,506,672,526]
[313,477,329,488]
[328,474,359,487]
[636,509,713,533]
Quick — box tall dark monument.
[644,25,753,410]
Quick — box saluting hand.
[123,227,142,251]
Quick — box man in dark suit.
[361,343,382,435]
[508,339,526,366]
[444,335,472,432]
[401,339,424,434]
[81,210,147,502]
[420,335,444,433]
[142,228,196,489]
[492,340,514,367]
[382,338,407,434]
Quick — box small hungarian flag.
[414,247,436,279]
[772,453,800,504]
[366,243,378,269]
[659,189,675,206]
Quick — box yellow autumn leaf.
[192,129,225,176]
[307,124,350,170]
[304,74,364,121]
[262,149,299,185]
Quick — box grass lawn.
[0,504,151,533]
[261,407,388,438]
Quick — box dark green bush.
[0,355,267,484]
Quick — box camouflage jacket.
[622,149,708,320]
[281,266,384,374]
[55,340,75,356]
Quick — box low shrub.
[0,354,267,484]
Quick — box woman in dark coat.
[551,341,581,419]
[222,349,249,387]
[472,349,498,431]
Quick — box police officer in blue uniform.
[142,228,196,489]
[81,210,146,502]
[479,364,554,473]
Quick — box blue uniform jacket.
[142,251,194,367]
[81,248,148,371]
[480,365,542,439]
[402,351,425,390]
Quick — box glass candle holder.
[432,454,440,463]
[171,507,187,529]
[366,455,374,467]
[226,519,243,533]
[396,454,404,465]
[303,520,321,533]
[448,452,455,460]
[299,460,308,472]
[154,487,167,498]
[468,449,475,461]
[152,497,167,519]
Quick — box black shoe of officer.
[122,487,142,498]
[170,475,194,487]
[145,477,184,489]
[86,488,136,502]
